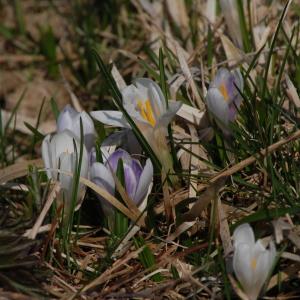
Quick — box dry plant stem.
[0,158,43,184]
[162,171,172,222]
[26,182,61,239]
[80,246,146,293]
[217,198,233,256]
[209,129,300,184]
[0,161,144,225]
[155,128,300,214]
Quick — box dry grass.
[1,0,300,299]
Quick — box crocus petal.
[106,148,132,172]
[233,243,253,295]
[73,111,95,151]
[206,88,229,126]
[101,129,142,156]
[124,165,138,199]
[58,151,74,194]
[134,158,153,205]
[251,249,271,300]
[90,162,116,216]
[156,101,182,128]
[135,78,166,116]
[90,111,130,128]
[211,68,232,88]
[122,84,150,124]
[57,105,77,132]
[233,223,255,248]
[131,159,143,180]
[41,134,53,179]
[90,162,115,195]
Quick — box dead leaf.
[181,176,228,222]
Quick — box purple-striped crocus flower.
[206,68,243,135]
[90,78,181,176]
[90,148,153,215]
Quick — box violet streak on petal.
[105,148,131,172]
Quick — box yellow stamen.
[137,99,156,127]
[250,258,257,270]
[145,100,156,126]
[219,83,229,101]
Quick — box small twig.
[26,182,61,239]
[155,128,300,214]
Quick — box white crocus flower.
[233,223,276,300]
[57,104,95,152]
[42,130,89,209]
[206,68,243,135]
[90,78,182,176]
[90,148,153,216]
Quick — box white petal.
[41,134,53,179]
[133,78,166,121]
[90,111,129,128]
[251,249,272,300]
[233,223,255,248]
[58,152,74,194]
[51,130,78,156]
[90,162,116,216]
[122,84,146,102]
[73,111,95,151]
[206,87,229,126]
[90,162,115,196]
[156,101,182,128]
[211,68,232,88]
[57,105,77,132]
[148,81,166,118]
[233,243,254,296]
[134,158,153,205]
[122,84,147,122]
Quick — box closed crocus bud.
[90,78,182,176]
[57,104,95,152]
[206,68,243,135]
[90,148,153,216]
[42,130,89,208]
[233,223,276,300]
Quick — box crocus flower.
[57,104,95,152]
[42,130,89,208]
[233,223,276,300]
[206,68,243,135]
[90,148,153,216]
[90,78,181,175]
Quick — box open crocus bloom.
[42,130,89,208]
[233,223,276,300]
[90,148,153,216]
[90,78,181,174]
[57,104,95,152]
[206,68,243,135]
